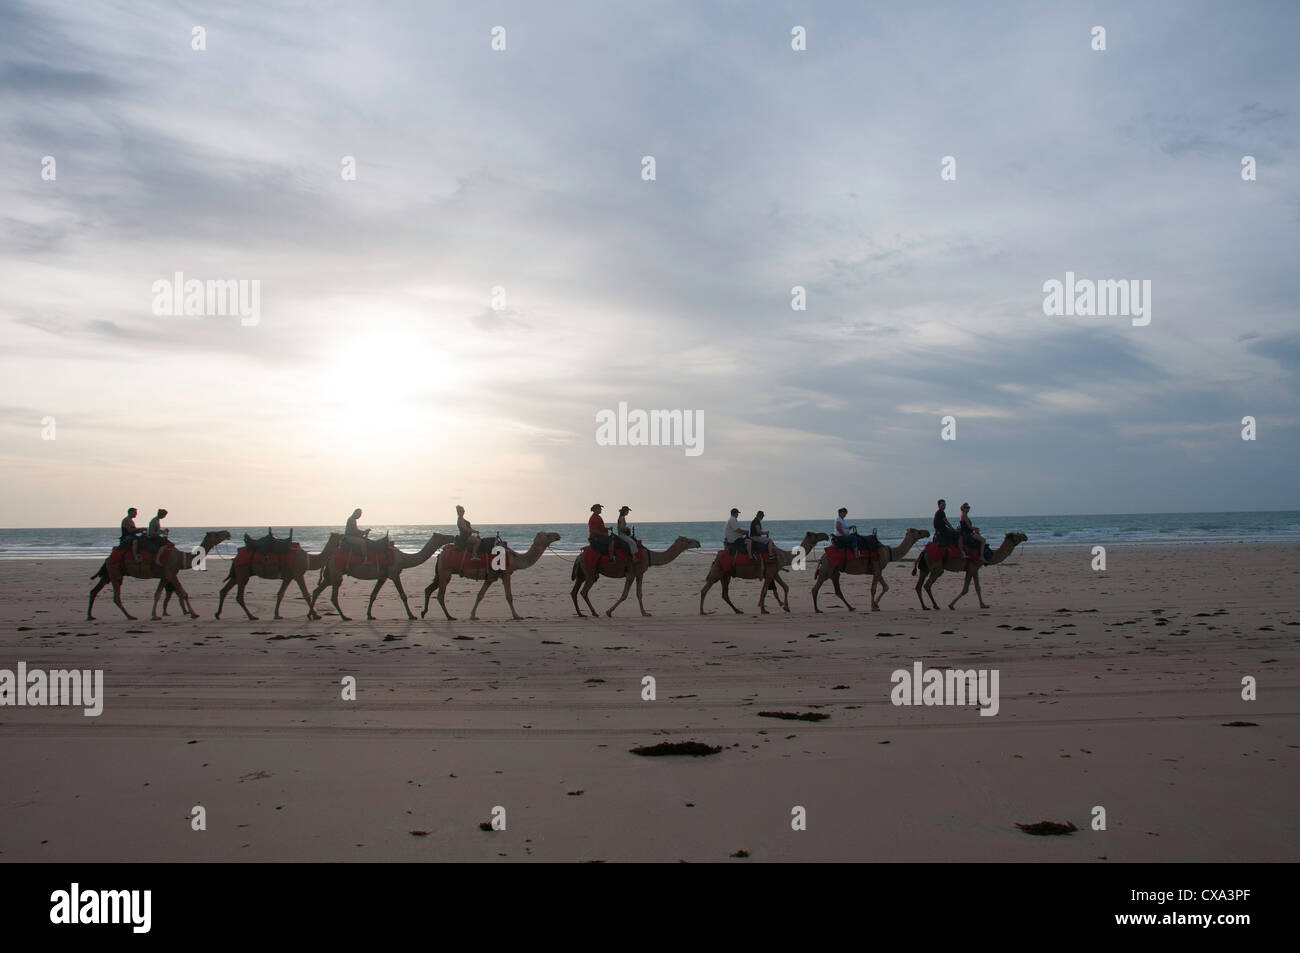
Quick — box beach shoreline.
[1,542,1296,862]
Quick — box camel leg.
[392,574,417,620]
[949,567,974,610]
[308,576,329,614]
[237,580,258,621]
[367,575,388,620]
[501,572,522,621]
[605,573,633,618]
[972,569,988,609]
[923,569,942,610]
[88,576,109,620]
[175,576,198,618]
[634,570,650,617]
[830,572,855,612]
[579,574,600,618]
[437,573,456,621]
[273,577,295,620]
[215,574,237,619]
[811,571,825,613]
[111,579,134,620]
[329,581,350,622]
[570,574,586,617]
[699,573,718,614]
[872,571,888,610]
[294,574,321,620]
[422,576,439,618]
[469,576,495,621]
[776,573,791,613]
[151,579,165,620]
[720,576,743,615]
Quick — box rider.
[833,507,863,559]
[120,507,145,560]
[345,508,373,565]
[933,499,961,551]
[725,507,753,559]
[959,502,990,560]
[588,503,614,557]
[615,506,637,559]
[749,510,777,559]
[455,505,482,563]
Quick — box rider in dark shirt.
[749,511,777,558]
[933,499,960,548]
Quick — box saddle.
[454,533,500,552]
[581,539,644,571]
[717,549,774,574]
[244,529,295,555]
[341,533,389,555]
[924,541,964,563]
[831,531,880,551]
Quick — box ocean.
[2,512,1298,560]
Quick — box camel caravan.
[86,500,1025,621]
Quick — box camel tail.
[570,558,579,581]
[91,560,107,580]
[912,555,925,576]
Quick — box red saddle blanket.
[108,544,174,568]
[716,549,775,574]
[442,544,511,574]
[331,541,394,572]
[825,546,879,570]
[924,541,981,564]
[234,544,302,569]
[580,540,645,571]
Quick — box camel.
[912,532,1028,610]
[699,532,827,615]
[570,536,701,617]
[309,532,455,621]
[811,528,930,612]
[422,532,561,621]
[215,534,341,621]
[88,530,231,621]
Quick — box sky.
[1,0,1297,527]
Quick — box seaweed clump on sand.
[630,741,722,757]
[758,711,829,722]
[1016,821,1077,836]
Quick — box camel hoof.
[641,611,651,617]
[151,615,161,621]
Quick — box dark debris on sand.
[758,711,830,722]
[1016,821,1077,836]
[1221,721,1259,727]
[630,741,722,757]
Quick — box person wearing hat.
[724,507,753,559]
[589,503,614,557]
[615,505,637,559]
[749,510,777,559]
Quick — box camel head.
[904,528,931,542]
[798,531,830,553]
[676,536,702,550]
[1005,532,1028,547]
[201,530,232,552]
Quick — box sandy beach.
[0,542,1296,863]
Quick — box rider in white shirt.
[724,507,753,558]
